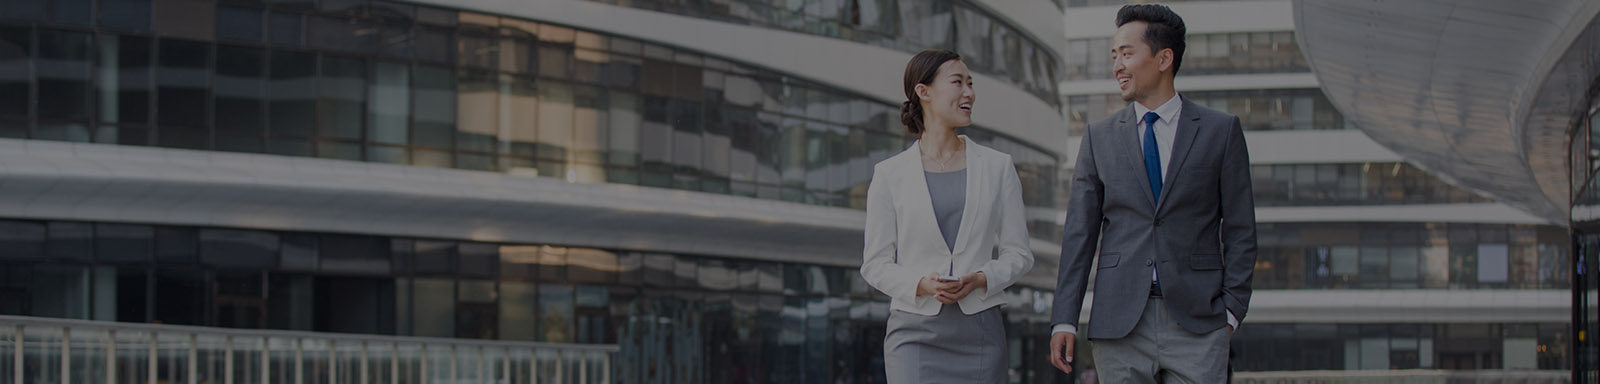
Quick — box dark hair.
[901,49,962,136]
[1115,4,1187,75]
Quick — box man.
[1047,4,1257,383]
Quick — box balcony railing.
[1234,369,1570,384]
[0,315,618,384]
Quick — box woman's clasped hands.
[916,272,987,304]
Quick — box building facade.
[1062,0,1570,379]
[0,0,1073,383]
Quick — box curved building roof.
[1292,0,1600,225]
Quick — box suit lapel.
[1155,97,1202,214]
[1115,107,1157,210]
[902,140,953,256]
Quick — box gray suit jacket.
[1052,96,1258,339]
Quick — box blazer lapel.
[902,140,953,256]
[950,136,980,254]
[1155,97,1202,214]
[1115,107,1157,210]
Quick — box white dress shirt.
[1053,94,1238,336]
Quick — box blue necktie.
[1142,111,1163,205]
[1143,111,1162,291]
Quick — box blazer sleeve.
[976,157,1034,299]
[1219,115,1258,321]
[1052,126,1105,329]
[860,163,928,304]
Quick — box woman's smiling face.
[918,59,975,127]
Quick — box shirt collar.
[1132,93,1182,125]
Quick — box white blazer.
[860,135,1034,316]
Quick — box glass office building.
[1062,0,1572,379]
[0,0,1073,382]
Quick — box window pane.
[269,50,315,138]
[1478,243,1509,283]
[370,61,409,146]
[36,29,92,122]
[456,69,498,155]
[414,26,453,64]
[96,223,153,263]
[607,91,639,167]
[216,5,263,42]
[199,229,279,268]
[538,284,573,342]
[499,281,537,341]
[154,269,205,325]
[32,266,90,319]
[153,0,215,41]
[155,227,197,264]
[412,65,455,150]
[640,58,673,97]
[0,0,47,21]
[414,5,455,26]
[573,48,603,84]
[267,274,313,331]
[308,15,375,54]
[571,84,606,180]
[268,12,302,46]
[215,45,265,152]
[537,80,573,162]
[280,234,317,271]
[640,95,672,185]
[728,107,758,184]
[0,26,31,119]
[498,74,537,168]
[47,222,92,261]
[318,55,365,142]
[671,98,702,176]
[53,0,93,26]
[458,34,496,70]
[952,5,990,71]
[0,220,45,260]
[318,235,390,274]
[377,23,410,59]
[411,278,454,337]
[317,277,394,334]
[1391,246,1420,287]
[606,55,638,89]
[498,37,533,75]
[414,240,456,275]
[457,243,497,277]
[701,104,731,184]
[899,0,953,50]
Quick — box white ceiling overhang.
[1293,0,1600,225]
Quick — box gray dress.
[883,169,1007,383]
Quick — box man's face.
[1111,21,1168,103]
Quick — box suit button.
[1145,259,1154,266]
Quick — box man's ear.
[1158,47,1174,73]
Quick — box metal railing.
[1234,369,1571,384]
[0,315,618,384]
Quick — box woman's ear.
[914,83,931,102]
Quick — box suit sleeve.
[1052,127,1105,330]
[976,157,1034,299]
[860,163,929,305]
[1219,115,1258,322]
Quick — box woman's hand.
[936,272,986,302]
[917,273,962,302]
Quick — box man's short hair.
[1116,4,1188,74]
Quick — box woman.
[860,49,1034,383]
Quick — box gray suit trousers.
[1092,298,1229,384]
